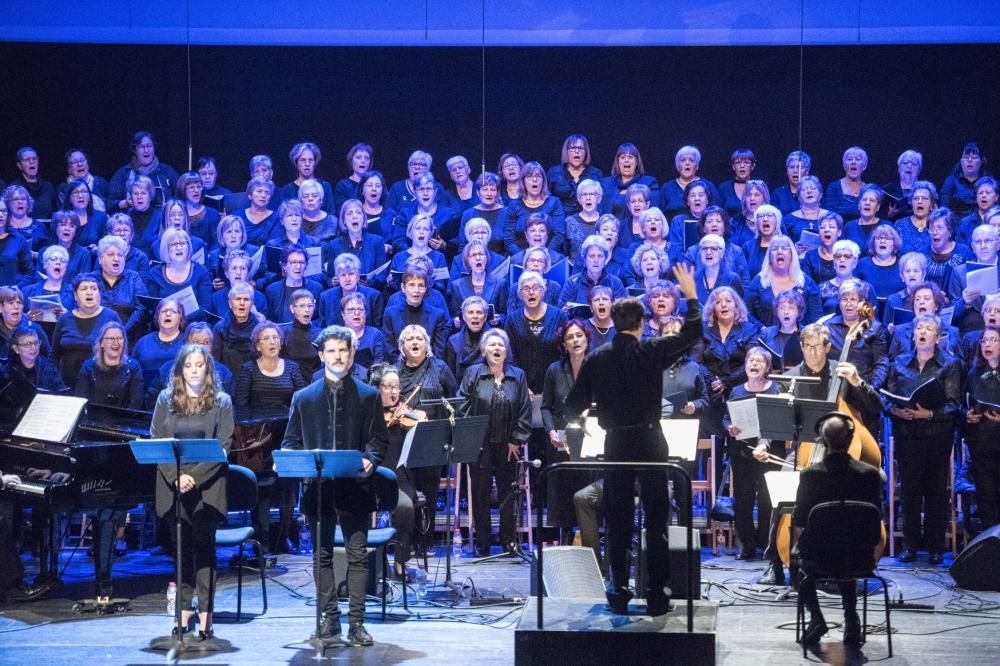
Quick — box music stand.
[272,449,363,653]
[756,376,835,470]
[404,411,489,595]
[129,438,225,656]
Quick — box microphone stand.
[473,455,537,564]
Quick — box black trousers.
[308,509,368,625]
[969,443,1000,529]
[175,514,218,612]
[731,453,777,553]
[91,508,127,596]
[896,436,952,552]
[799,576,858,621]
[391,486,416,565]
[471,441,518,551]
[0,514,25,591]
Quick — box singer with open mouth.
[457,328,532,558]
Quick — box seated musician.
[0,471,50,602]
[0,324,66,424]
[793,412,883,648]
[368,363,424,579]
[759,323,881,586]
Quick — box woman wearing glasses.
[74,320,143,408]
[132,298,186,404]
[52,274,124,387]
[717,150,758,218]
[148,228,213,320]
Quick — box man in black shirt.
[566,263,701,616]
[282,326,388,647]
[793,413,883,647]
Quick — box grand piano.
[0,403,156,583]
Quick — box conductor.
[566,263,702,615]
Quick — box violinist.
[758,323,881,585]
[884,314,962,565]
[395,324,458,554]
[370,363,425,579]
[965,327,1000,530]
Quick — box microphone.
[524,459,542,469]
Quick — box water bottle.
[299,522,312,554]
[452,529,463,559]
[415,567,427,597]
[166,582,176,616]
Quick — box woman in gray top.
[151,344,234,641]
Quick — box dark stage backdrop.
[3,42,998,193]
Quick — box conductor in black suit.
[566,263,702,616]
[793,412,883,647]
[282,325,388,647]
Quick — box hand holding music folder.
[879,377,946,410]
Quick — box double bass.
[774,303,886,565]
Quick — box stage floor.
[2,543,1000,665]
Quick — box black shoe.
[197,629,214,641]
[736,548,757,561]
[928,551,945,566]
[347,623,374,647]
[646,589,675,617]
[315,615,341,640]
[800,616,828,645]
[504,543,520,558]
[843,612,863,647]
[606,586,634,615]
[897,549,917,563]
[757,564,786,586]
[6,582,49,602]
[171,625,189,637]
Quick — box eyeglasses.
[700,246,723,253]
[732,158,754,165]
[520,285,543,293]
[286,260,306,266]
[68,158,87,165]
[260,335,282,343]
[415,186,435,193]
[292,302,315,309]
[343,307,366,314]
[102,337,125,344]
[168,241,188,248]
[833,253,856,260]
[160,308,179,315]
[802,343,826,352]
[15,340,39,348]
[568,145,586,152]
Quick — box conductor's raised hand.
[671,262,698,300]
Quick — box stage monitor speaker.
[529,546,606,598]
[334,545,383,598]
[638,526,702,600]
[950,524,1000,591]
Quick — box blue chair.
[215,464,268,621]
[333,466,400,619]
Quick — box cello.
[774,303,886,565]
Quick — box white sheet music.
[726,397,760,440]
[579,416,606,458]
[191,247,205,265]
[249,244,265,276]
[164,285,199,316]
[764,470,800,508]
[661,419,699,461]
[13,394,88,443]
[365,260,391,280]
[966,265,999,296]
[491,256,511,279]
[305,246,323,277]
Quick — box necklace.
[590,318,610,335]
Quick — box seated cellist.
[758,323,882,586]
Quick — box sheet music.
[661,418,699,461]
[432,266,450,281]
[399,426,417,468]
[726,397,760,440]
[164,285,199,315]
[579,416,606,458]
[366,260,391,280]
[491,256,511,279]
[304,246,323,276]
[966,264,999,296]
[28,294,62,322]
[191,247,205,265]
[764,470,800,508]
[13,394,89,443]
[249,244,265,276]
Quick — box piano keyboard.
[8,479,48,496]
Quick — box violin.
[385,383,426,430]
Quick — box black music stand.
[756,377,835,470]
[272,449,364,654]
[129,438,225,657]
[405,409,489,596]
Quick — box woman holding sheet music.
[965,328,1000,530]
[723,346,783,560]
[209,215,260,291]
[147,228,213,321]
[883,313,963,565]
